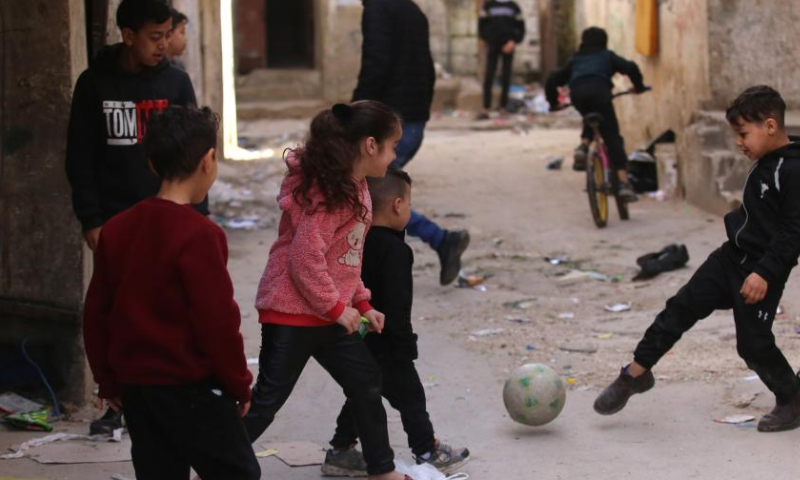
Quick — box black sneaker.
[757,392,800,432]
[321,447,367,477]
[89,407,124,436]
[437,230,470,286]
[594,367,655,415]
[617,182,639,202]
[415,442,470,475]
[573,144,588,171]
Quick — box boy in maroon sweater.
[83,106,259,480]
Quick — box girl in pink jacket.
[243,101,413,480]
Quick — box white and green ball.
[503,363,566,426]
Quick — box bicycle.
[555,87,651,228]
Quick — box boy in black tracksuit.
[65,0,199,435]
[594,86,800,433]
[545,27,645,200]
[478,0,525,116]
[322,170,470,476]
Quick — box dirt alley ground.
[3,115,800,479]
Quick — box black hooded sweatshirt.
[65,44,199,232]
[478,0,526,46]
[724,142,800,285]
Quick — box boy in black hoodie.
[594,86,800,433]
[545,27,646,200]
[65,0,197,436]
[478,0,525,117]
[66,0,199,253]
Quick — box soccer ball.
[503,363,566,426]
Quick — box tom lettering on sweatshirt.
[103,99,169,145]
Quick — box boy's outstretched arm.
[545,63,572,109]
[610,52,646,91]
[752,163,800,287]
[65,72,104,234]
[178,227,252,404]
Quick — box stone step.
[236,68,321,88]
[237,99,330,121]
[236,68,323,103]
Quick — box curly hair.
[290,100,400,220]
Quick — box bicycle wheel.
[586,150,608,228]
[611,172,630,221]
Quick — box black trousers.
[570,82,628,170]
[122,381,260,480]
[483,43,514,110]
[634,244,800,402]
[242,324,395,476]
[330,359,435,457]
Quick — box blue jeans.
[395,122,445,250]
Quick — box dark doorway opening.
[266,0,314,68]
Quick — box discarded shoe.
[634,244,689,280]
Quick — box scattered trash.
[557,312,575,320]
[456,271,489,288]
[777,305,784,315]
[545,255,570,265]
[588,271,609,281]
[570,297,580,304]
[714,414,755,425]
[223,219,258,230]
[604,302,632,313]
[795,326,800,335]
[634,244,689,280]
[546,156,564,170]
[247,357,259,365]
[4,408,53,432]
[256,449,279,458]
[503,299,537,310]
[742,375,760,382]
[566,378,577,385]
[611,274,624,283]
[558,342,598,354]
[443,212,467,219]
[471,328,505,337]
[1,430,126,462]
[0,392,43,415]
[395,458,450,480]
[492,237,504,247]
[473,284,488,292]
[733,392,760,409]
[504,315,533,324]
[556,270,593,286]
[597,333,614,340]
[257,441,325,467]
[525,345,535,351]
[111,475,135,480]
[647,190,668,202]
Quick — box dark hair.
[171,7,189,27]
[579,27,608,53]
[291,100,400,219]
[726,85,786,128]
[117,0,172,32]
[144,105,219,181]
[367,168,411,213]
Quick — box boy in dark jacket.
[545,27,646,200]
[354,0,470,287]
[594,86,800,433]
[478,0,525,117]
[66,0,199,437]
[83,105,259,479]
[65,0,200,253]
[322,169,470,476]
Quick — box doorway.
[266,0,315,68]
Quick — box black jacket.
[353,0,435,123]
[724,142,800,285]
[361,226,417,363]
[478,0,525,46]
[545,49,645,108]
[65,44,199,232]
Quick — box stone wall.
[0,0,93,403]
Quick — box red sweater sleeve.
[178,227,253,403]
[83,237,122,399]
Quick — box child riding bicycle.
[545,26,647,201]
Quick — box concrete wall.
[574,0,711,150]
[173,0,205,102]
[0,0,92,403]
[706,0,800,109]
[235,0,267,73]
[319,0,363,102]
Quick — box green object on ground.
[4,408,53,432]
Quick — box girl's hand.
[362,309,385,334]
[336,307,361,334]
[741,273,768,305]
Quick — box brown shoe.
[594,367,655,415]
[757,393,800,432]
